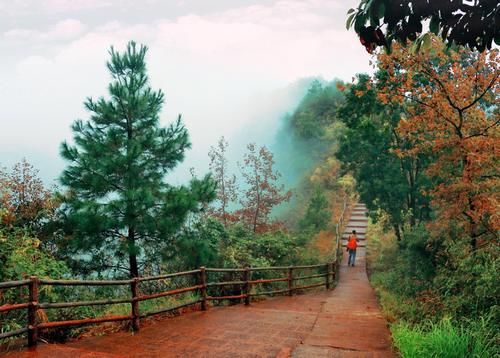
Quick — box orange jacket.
[347,235,358,250]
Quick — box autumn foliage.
[238,143,292,233]
[0,159,57,229]
[377,38,499,247]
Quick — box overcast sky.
[0,0,371,185]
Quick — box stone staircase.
[341,203,368,248]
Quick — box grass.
[392,318,497,358]
[365,219,499,358]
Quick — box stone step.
[347,225,367,229]
[344,227,366,232]
[344,229,367,234]
[349,217,368,222]
[346,224,368,229]
[342,234,366,240]
[351,212,367,216]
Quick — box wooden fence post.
[130,278,140,331]
[287,267,294,296]
[325,263,330,290]
[199,267,207,311]
[28,276,39,347]
[243,267,250,306]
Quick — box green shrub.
[433,242,500,320]
[392,318,498,358]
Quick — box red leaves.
[0,159,56,228]
[238,144,292,233]
[377,39,499,239]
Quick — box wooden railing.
[0,261,337,347]
[334,195,349,264]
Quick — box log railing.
[334,195,349,266]
[0,261,336,347]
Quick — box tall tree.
[377,38,499,248]
[337,74,431,239]
[60,42,215,278]
[208,136,238,226]
[238,144,292,233]
[290,79,344,140]
[298,187,330,232]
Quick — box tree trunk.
[394,224,401,241]
[128,227,139,278]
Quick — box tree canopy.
[60,41,215,277]
[337,74,431,239]
[347,0,500,52]
[377,38,499,248]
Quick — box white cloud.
[47,19,87,39]
[0,0,371,183]
[4,19,86,43]
[41,0,112,12]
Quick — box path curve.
[4,203,394,358]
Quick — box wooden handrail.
[0,302,30,313]
[135,285,203,302]
[205,268,246,272]
[293,273,327,281]
[248,266,290,271]
[39,278,132,286]
[39,298,132,309]
[0,280,30,289]
[0,260,337,346]
[334,195,349,270]
[137,269,201,282]
[248,277,288,285]
[206,281,246,287]
[291,264,326,269]
[37,315,132,329]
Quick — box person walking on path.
[347,230,359,267]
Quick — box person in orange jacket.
[346,230,359,267]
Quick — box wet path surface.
[292,203,394,357]
[4,203,394,358]
[4,293,329,358]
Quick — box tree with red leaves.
[0,159,57,231]
[238,143,292,233]
[377,37,499,249]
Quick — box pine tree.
[60,42,215,278]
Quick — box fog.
[0,0,371,188]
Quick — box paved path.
[292,203,394,357]
[4,203,394,358]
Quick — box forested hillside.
[294,38,499,356]
[1,36,497,357]
[0,43,353,344]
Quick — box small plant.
[392,318,497,358]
